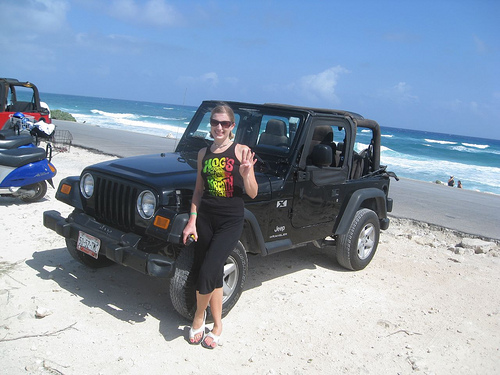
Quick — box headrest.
[265,119,286,136]
[312,126,332,141]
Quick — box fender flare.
[243,208,268,255]
[55,176,83,210]
[335,188,387,235]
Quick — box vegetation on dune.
[51,109,76,122]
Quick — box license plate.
[77,231,101,259]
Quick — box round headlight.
[80,173,94,198]
[137,190,156,219]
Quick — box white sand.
[1,146,499,374]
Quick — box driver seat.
[258,119,288,147]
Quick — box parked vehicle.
[0,78,51,131]
[44,100,397,320]
[0,144,56,202]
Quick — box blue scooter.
[0,143,56,202]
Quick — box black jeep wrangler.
[44,100,396,320]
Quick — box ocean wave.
[91,109,139,120]
[354,142,369,152]
[144,115,188,121]
[381,149,500,195]
[381,134,393,138]
[425,138,457,145]
[451,145,485,153]
[462,142,489,149]
[73,113,186,138]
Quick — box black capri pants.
[194,210,244,295]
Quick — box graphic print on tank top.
[203,155,236,197]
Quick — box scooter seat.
[0,147,47,168]
[0,135,34,149]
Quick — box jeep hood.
[85,152,197,190]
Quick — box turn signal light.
[60,184,72,194]
[154,215,170,229]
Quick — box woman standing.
[182,104,258,349]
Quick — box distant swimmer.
[448,176,455,187]
[457,180,462,188]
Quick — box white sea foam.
[91,109,139,120]
[425,138,457,145]
[451,145,484,153]
[381,134,393,138]
[73,112,186,139]
[462,142,489,149]
[381,148,500,194]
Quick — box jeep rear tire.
[336,208,380,271]
[169,241,248,321]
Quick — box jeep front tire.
[336,208,380,271]
[169,241,248,321]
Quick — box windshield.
[183,102,304,159]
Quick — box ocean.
[40,92,500,196]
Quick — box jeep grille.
[93,176,138,231]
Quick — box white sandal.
[188,311,206,345]
[201,331,221,349]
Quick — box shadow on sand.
[26,243,345,342]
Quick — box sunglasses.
[210,119,233,128]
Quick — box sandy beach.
[1,139,500,374]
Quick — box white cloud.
[473,35,487,54]
[201,72,219,87]
[177,72,219,88]
[378,82,419,103]
[109,0,182,28]
[0,0,69,35]
[288,66,350,104]
[0,0,70,67]
[74,32,145,55]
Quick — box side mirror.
[311,144,332,167]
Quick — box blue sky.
[1,0,499,139]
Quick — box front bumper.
[43,210,175,278]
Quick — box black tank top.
[200,142,244,216]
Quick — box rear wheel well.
[360,197,382,217]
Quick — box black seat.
[308,126,336,166]
[0,147,46,168]
[320,131,337,167]
[0,135,34,149]
[258,119,288,147]
[8,101,35,112]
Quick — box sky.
[1,0,499,139]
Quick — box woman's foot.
[201,331,221,349]
[188,310,206,345]
[201,325,222,349]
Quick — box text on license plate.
[77,231,101,259]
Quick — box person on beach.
[182,104,258,349]
[448,176,455,187]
